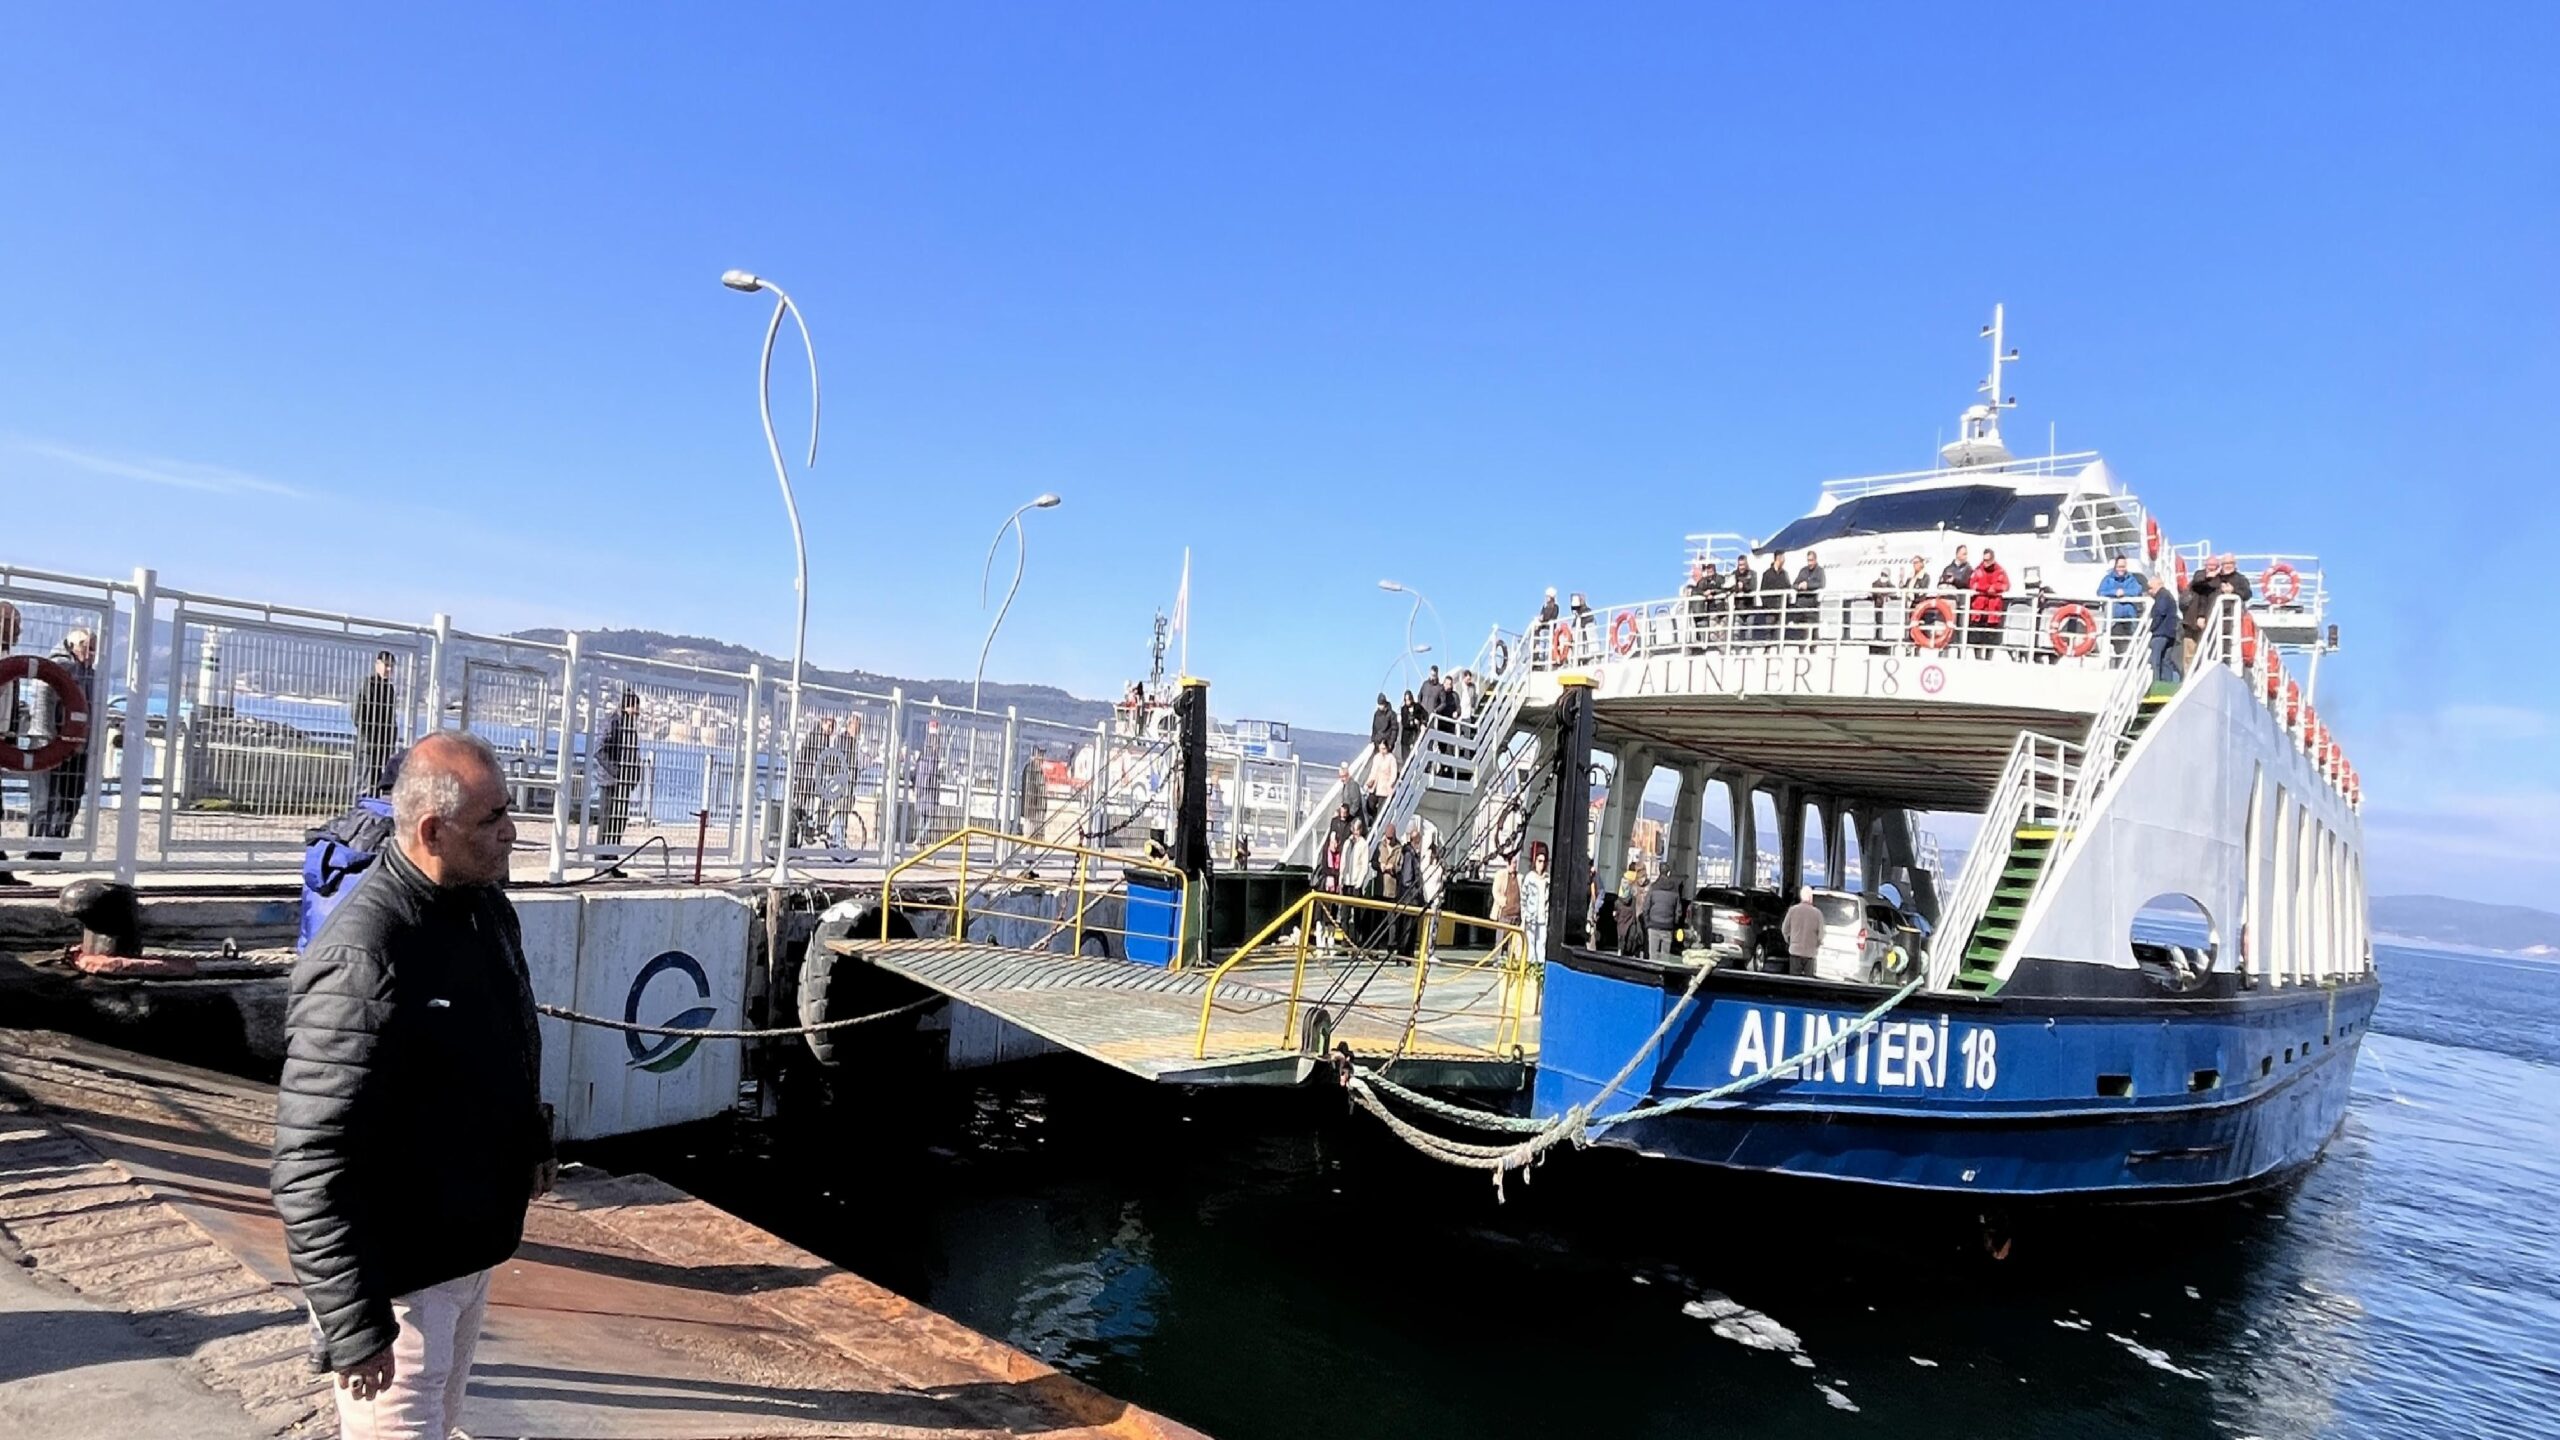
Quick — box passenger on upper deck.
[1727,557,1757,647]
[1569,593,1596,660]
[1938,545,1973,596]
[2097,556,2145,657]
[1868,568,1897,653]
[1537,587,1560,632]
[1759,551,1791,647]
[1967,549,2011,658]
[1369,694,1396,755]
[1398,690,1424,758]
[1791,550,1826,646]
[2213,554,2252,605]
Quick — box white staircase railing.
[1371,625,1532,843]
[1926,731,2082,990]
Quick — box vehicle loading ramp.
[825,937,1534,1091]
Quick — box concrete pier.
[0,1029,1207,1440]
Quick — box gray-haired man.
[271,731,550,1438]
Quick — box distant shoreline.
[2377,932,2560,963]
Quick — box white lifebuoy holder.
[2262,562,2301,606]
[1608,609,1640,657]
[0,655,90,775]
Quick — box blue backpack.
[300,796,396,951]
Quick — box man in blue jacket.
[2097,556,2145,657]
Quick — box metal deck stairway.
[1937,662,2176,993]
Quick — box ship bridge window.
[1761,485,2056,553]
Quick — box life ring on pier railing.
[1609,609,1641,658]
[1549,623,1574,668]
[2046,603,2098,659]
[1908,597,1959,651]
[2240,612,2260,668]
[2262,562,2301,606]
[2144,515,2163,559]
[0,655,89,775]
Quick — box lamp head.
[1377,579,1405,593]
[721,269,766,293]
[1033,493,1062,509]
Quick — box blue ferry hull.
[1532,950,2379,1201]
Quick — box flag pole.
[1177,548,1191,676]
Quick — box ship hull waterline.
[1528,948,2380,1204]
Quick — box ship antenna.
[1979,302,2020,432]
[1940,302,2021,468]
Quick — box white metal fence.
[4,561,1295,885]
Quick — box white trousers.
[332,1267,492,1440]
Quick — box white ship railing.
[1816,451,2104,503]
[1528,587,2151,677]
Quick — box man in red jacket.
[1967,549,2011,658]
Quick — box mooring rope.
[533,993,941,1040]
[1344,972,1924,1199]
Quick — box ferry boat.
[1341,307,2377,1203]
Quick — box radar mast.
[1939,303,2020,468]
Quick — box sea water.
[606,943,2559,1439]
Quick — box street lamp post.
[1379,642,1431,693]
[974,493,1063,712]
[722,269,820,885]
[1376,579,1445,688]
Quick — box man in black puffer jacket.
[271,730,550,1436]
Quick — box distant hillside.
[2372,895,2560,956]
[511,627,1368,767]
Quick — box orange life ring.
[2174,553,2190,591]
[2262,561,2301,606]
[2239,612,2259,667]
[2145,515,2162,559]
[1549,622,1573,667]
[2284,680,2300,727]
[0,655,90,775]
[1908,596,1958,650]
[1609,609,1640,657]
[2047,603,2098,658]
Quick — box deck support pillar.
[1543,675,1596,960]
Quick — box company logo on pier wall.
[624,950,718,1073]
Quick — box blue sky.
[3,5,2554,904]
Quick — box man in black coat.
[1368,694,1396,755]
[1791,549,1827,645]
[1758,552,1791,646]
[272,731,549,1435]
[351,650,401,800]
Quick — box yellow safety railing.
[880,826,1190,963]
[1191,890,1538,1060]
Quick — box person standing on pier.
[352,651,401,799]
[23,627,97,859]
[594,687,643,851]
[272,731,550,1440]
